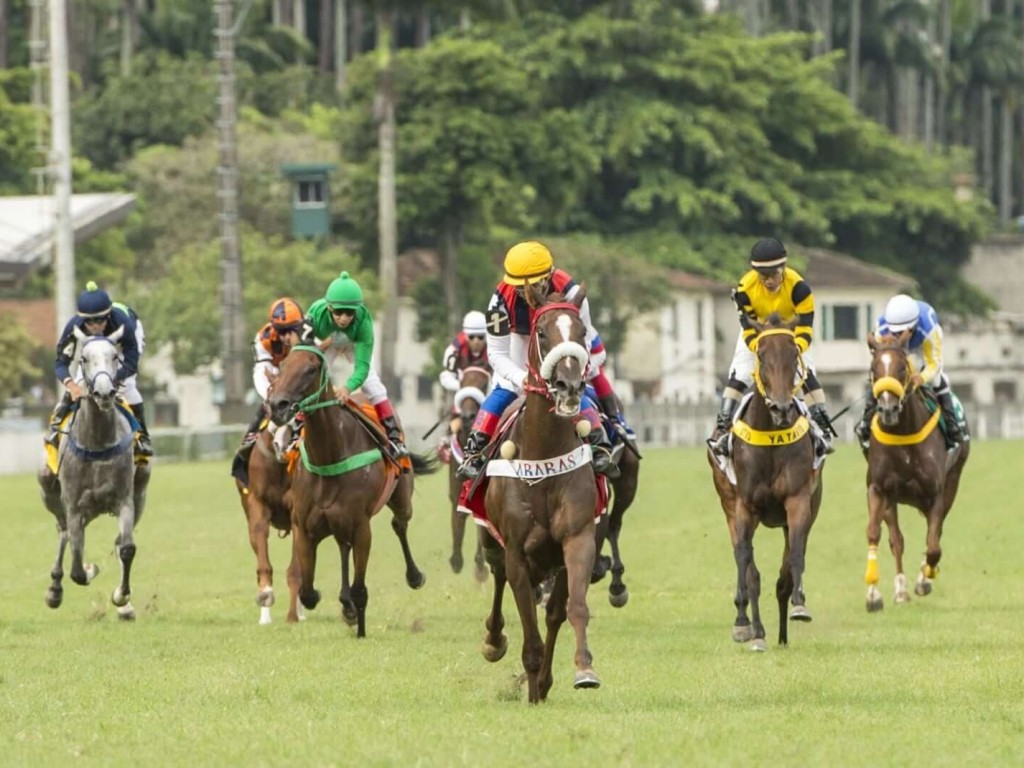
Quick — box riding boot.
[936,391,964,446]
[808,403,836,455]
[457,429,491,480]
[598,393,634,441]
[43,391,74,447]
[589,426,621,480]
[854,396,877,454]
[707,397,739,457]
[380,415,410,459]
[231,407,265,484]
[132,401,154,457]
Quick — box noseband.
[281,345,335,420]
[523,302,589,400]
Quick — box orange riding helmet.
[268,297,304,332]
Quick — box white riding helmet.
[462,310,487,336]
[884,294,920,332]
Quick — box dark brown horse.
[267,344,434,636]
[477,289,600,703]
[590,406,639,607]
[708,316,824,650]
[862,333,970,611]
[448,365,490,581]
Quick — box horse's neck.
[74,400,121,446]
[518,393,579,459]
[302,404,348,461]
[744,393,786,428]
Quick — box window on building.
[821,304,861,341]
[296,180,326,207]
[956,382,974,403]
[994,380,1017,403]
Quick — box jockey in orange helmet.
[230,297,304,485]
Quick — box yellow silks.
[732,416,810,446]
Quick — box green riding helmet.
[325,271,364,309]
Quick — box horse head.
[752,315,805,428]
[453,366,490,445]
[267,344,331,426]
[526,289,590,418]
[73,326,125,411]
[867,333,913,427]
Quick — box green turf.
[1,443,1022,767]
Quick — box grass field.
[1,443,1023,767]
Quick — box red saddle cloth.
[458,468,609,549]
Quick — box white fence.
[3,401,1022,476]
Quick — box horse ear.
[107,326,125,343]
[72,325,87,342]
[572,282,587,309]
[867,333,877,350]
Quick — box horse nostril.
[555,380,568,393]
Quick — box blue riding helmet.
[77,280,112,318]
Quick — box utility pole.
[376,9,399,396]
[214,0,249,421]
[49,0,75,340]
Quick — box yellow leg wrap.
[924,564,939,579]
[865,545,879,585]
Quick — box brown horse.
[448,365,490,581]
[862,333,970,611]
[476,289,600,704]
[266,344,434,636]
[708,316,824,650]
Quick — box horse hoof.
[406,570,426,590]
[84,563,99,584]
[481,634,508,663]
[749,638,768,652]
[45,589,63,609]
[789,605,812,622]
[474,564,488,584]
[256,587,275,608]
[299,589,321,610]
[117,603,136,621]
[573,668,601,689]
[732,624,755,643]
[111,587,130,608]
[608,586,629,608]
[866,597,884,613]
[449,555,463,575]
[914,581,932,597]
[341,604,358,626]
[895,591,912,604]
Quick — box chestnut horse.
[862,333,970,611]
[708,316,824,650]
[477,289,600,704]
[448,365,490,581]
[267,344,435,636]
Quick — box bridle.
[522,302,589,402]
[870,344,915,411]
[752,328,808,409]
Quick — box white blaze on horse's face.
[537,309,589,418]
[80,338,119,408]
[876,350,904,426]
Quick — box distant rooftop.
[0,193,136,287]
[798,247,918,291]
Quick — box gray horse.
[37,328,151,620]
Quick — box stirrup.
[136,434,154,457]
[458,455,483,480]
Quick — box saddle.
[45,401,149,475]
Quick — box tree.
[0,311,44,398]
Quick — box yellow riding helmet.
[502,241,554,286]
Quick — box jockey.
[854,293,965,450]
[230,297,305,482]
[302,271,410,459]
[457,240,622,480]
[586,330,635,441]
[708,238,836,457]
[438,310,490,395]
[44,281,151,456]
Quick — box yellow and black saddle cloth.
[45,401,149,473]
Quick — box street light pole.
[48,0,75,340]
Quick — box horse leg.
[473,527,488,584]
[289,523,320,618]
[563,532,601,692]
[505,550,545,704]
[538,568,569,700]
[338,542,357,626]
[285,546,302,624]
[882,502,909,603]
[387,483,426,590]
[607,504,629,608]
[66,511,97,587]
[916,498,946,597]
[245,497,274,625]
[45,527,69,609]
[481,531,508,662]
[865,484,887,611]
[590,516,610,584]
[785,496,814,627]
[730,510,756,645]
[449,500,466,575]
[350,519,372,638]
[111,499,137,620]
[776,534,795,646]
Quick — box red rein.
[524,302,583,402]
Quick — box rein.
[286,344,383,477]
[524,302,589,401]
[751,328,808,401]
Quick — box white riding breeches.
[728,330,817,389]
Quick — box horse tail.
[409,451,440,476]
